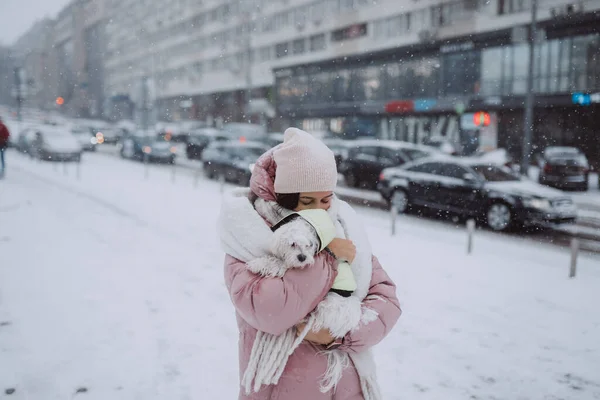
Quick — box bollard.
[171,162,176,183]
[390,206,397,236]
[569,237,579,278]
[62,161,67,176]
[76,162,81,180]
[193,167,200,188]
[466,219,475,255]
[219,173,225,194]
[53,162,58,172]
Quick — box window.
[332,23,367,42]
[275,42,289,58]
[379,148,405,165]
[353,146,379,161]
[310,34,326,51]
[292,39,306,55]
[437,164,470,179]
[402,148,431,161]
[407,162,442,174]
[498,0,530,15]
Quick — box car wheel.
[345,172,359,188]
[486,203,512,232]
[390,189,409,213]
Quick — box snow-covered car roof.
[346,139,439,152]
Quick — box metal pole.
[243,10,253,121]
[13,68,22,122]
[466,219,475,255]
[390,206,397,236]
[569,237,579,278]
[521,0,538,176]
[144,154,149,179]
[171,162,176,183]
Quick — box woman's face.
[294,191,334,211]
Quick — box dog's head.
[271,218,319,269]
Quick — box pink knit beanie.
[273,128,338,194]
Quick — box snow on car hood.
[485,180,566,199]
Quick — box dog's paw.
[313,293,362,338]
[246,257,287,278]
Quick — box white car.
[70,126,99,151]
[26,125,82,162]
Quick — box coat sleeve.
[224,253,337,336]
[340,255,401,354]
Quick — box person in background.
[0,117,10,178]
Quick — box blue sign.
[414,99,437,111]
[572,92,591,106]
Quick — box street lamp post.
[521,0,538,176]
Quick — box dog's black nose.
[297,254,306,262]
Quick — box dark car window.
[471,165,519,182]
[406,162,442,174]
[438,163,470,179]
[350,146,378,162]
[403,148,431,160]
[379,148,405,165]
[229,146,267,159]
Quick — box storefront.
[274,13,600,165]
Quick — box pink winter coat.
[223,149,402,400]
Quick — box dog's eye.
[290,242,297,248]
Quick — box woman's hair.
[275,193,300,210]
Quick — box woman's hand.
[295,323,336,346]
[327,238,356,264]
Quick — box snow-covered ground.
[1,151,600,400]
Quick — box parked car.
[262,132,285,148]
[338,140,440,189]
[537,146,589,191]
[378,157,577,231]
[422,136,458,155]
[120,135,177,163]
[322,138,351,167]
[70,125,100,151]
[202,141,270,186]
[18,125,82,162]
[221,123,267,142]
[186,128,228,160]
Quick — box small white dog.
[246,216,319,277]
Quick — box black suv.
[537,146,589,191]
[338,140,437,189]
[202,142,270,186]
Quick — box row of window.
[277,33,600,106]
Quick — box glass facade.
[277,33,600,109]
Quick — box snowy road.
[2,151,600,399]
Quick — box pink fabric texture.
[224,150,402,399]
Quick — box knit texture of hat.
[273,128,338,194]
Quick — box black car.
[202,142,270,186]
[322,138,351,167]
[185,128,228,160]
[120,135,177,163]
[338,140,439,189]
[378,158,577,231]
[537,146,589,191]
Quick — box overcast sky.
[0,0,72,45]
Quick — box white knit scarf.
[218,188,382,400]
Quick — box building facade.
[270,0,600,166]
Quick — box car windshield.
[471,165,520,182]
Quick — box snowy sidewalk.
[1,154,600,399]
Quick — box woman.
[219,128,401,399]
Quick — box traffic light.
[56,97,65,106]
[473,111,490,127]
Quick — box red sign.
[473,111,491,127]
[385,101,414,114]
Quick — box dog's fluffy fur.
[246,217,319,277]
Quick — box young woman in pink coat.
[218,128,401,399]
